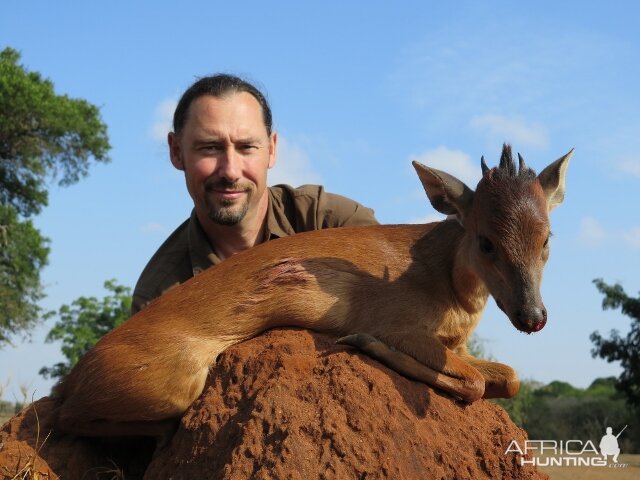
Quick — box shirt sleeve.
[130,218,194,317]
[316,188,379,228]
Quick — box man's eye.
[200,144,222,152]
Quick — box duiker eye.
[478,236,496,255]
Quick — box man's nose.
[217,148,242,181]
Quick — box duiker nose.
[515,306,547,332]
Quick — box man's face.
[169,92,277,226]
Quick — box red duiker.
[53,144,572,439]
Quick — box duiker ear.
[412,161,474,221]
[537,149,574,211]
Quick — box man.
[132,74,378,314]
[599,427,621,463]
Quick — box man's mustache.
[205,179,251,192]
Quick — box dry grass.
[1,401,52,480]
[0,377,13,427]
[0,412,12,426]
[1,401,125,480]
[537,453,640,480]
[82,459,126,480]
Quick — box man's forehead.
[182,92,268,135]
[191,92,261,118]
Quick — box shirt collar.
[187,188,294,272]
[265,187,296,239]
[187,209,221,273]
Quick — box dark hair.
[172,74,273,136]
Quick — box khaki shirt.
[131,184,378,315]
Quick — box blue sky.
[1,1,639,401]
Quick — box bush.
[493,377,638,453]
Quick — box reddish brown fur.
[53,145,573,438]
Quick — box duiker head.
[413,144,573,334]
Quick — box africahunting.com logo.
[505,425,630,468]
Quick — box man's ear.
[168,132,185,171]
[412,161,474,222]
[268,132,278,169]
[537,148,573,211]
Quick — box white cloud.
[618,158,640,178]
[268,137,322,187]
[470,114,549,149]
[623,227,640,249]
[579,217,607,247]
[150,98,178,141]
[578,218,640,250]
[389,22,617,131]
[412,146,481,187]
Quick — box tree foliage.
[590,278,640,409]
[494,377,638,453]
[39,280,131,380]
[0,47,110,216]
[0,47,110,344]
[0,204,49,344]
[492,379,542,426]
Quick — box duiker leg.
[337,333,485,402]
[460,355,520,399]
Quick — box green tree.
[585,376,619,397]
[524,392,635,451]
[467,332,493,359]
[590,278,640,409]
[492,379,541,426]
[534,380,582,398]
[39,280,131,380]
[0,47,110,344]
[0,204,49,343]
[494,377,638,453]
